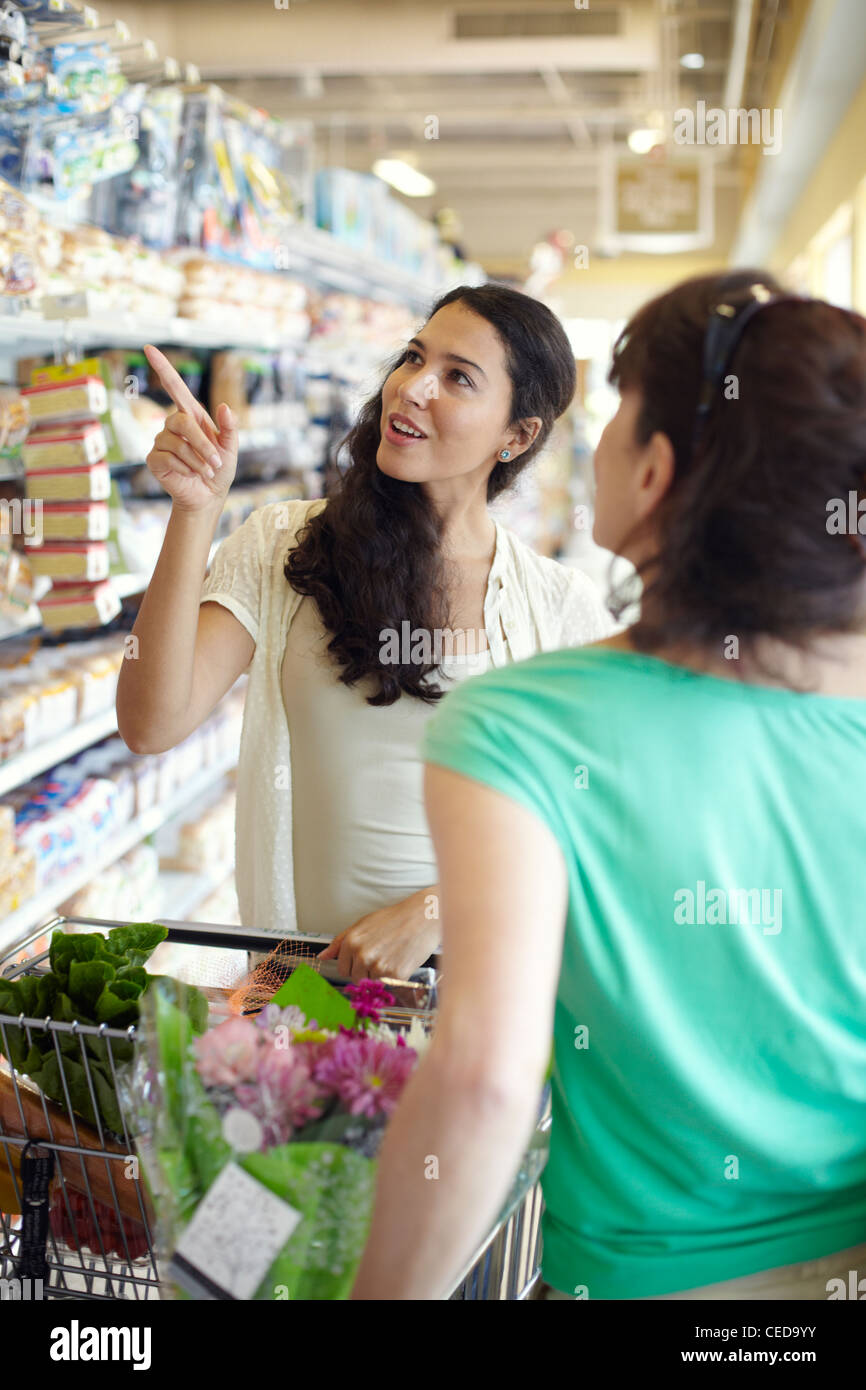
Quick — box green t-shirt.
[423,646,866,1299]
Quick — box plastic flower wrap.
[133,965,424,1300]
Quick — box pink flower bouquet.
[136,968,426,1299]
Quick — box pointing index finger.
[143,344,219,442]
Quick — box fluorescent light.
[372,159,436,198]
[680,52,705,70]
[627,128,663,155]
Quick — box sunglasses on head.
[692,281,802,455]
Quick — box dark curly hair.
[607,269,866,659]
[286,283,577,704]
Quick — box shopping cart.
[0,914,548,1301]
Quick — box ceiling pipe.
[723,0,758,111]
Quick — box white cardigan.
[200,498,611,936]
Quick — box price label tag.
[41,292,90,321]
[172,1162,301,1301]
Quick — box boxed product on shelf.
[0,803,13,856]
[59,841,159,923]
[0,385,30,464]
[174,254,311,338]
[160,788,236,875]
[74,639,124,718]
[0,177,40,298]
[0,633,124,764]
[315,168,371,250]
[37,579,120,630]
[23,420,107,470]
[0,845,36,917]
[0,536,38,632]
[24,461,111,501]
[0,684,243,916]
[10,773,120,890]
[25,540,110,581]
[35,224,183,319]
[21,375,108,424]
[39,501,109,541]
[314,167,444,277]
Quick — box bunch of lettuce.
[0,924,206,1137]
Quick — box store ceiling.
[97,0,794,277]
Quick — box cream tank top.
[281,595,490,938]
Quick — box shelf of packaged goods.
[0,539,221,640]
[0,706,119,799]
[0,748,238,949]
[110,537,220,600]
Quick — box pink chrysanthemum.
[313,1031,416,1117]
[345,980,396,1024]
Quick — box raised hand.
[143,344,238,512]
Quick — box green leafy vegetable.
[0,923,206,1139]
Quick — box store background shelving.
[0,0,481,950]
[0,746,238,949]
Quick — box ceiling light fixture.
[372,159,436,198]
[680,52,705,70]
[627,128,663,155]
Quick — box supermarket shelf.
[156,863,235,922]
[0,749,238,949]
[0,539,220,640]
[0,706,118,799]
[0,309,308,354]
[269,223,446,308]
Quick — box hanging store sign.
[599,150,714,255]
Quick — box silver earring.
[499,449,511,460]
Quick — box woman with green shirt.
[351,270,866,1301]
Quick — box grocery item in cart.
[21,375,108,424]
[0,924,207,1137]
[23,420,107,470]
[137,965,423,1300]
[0,1068,151,1227]
[25,461,111,501]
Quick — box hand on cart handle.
[143,344,239,513]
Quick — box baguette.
[0,1065,154,1226]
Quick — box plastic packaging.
[23,421,107,470]
[37,578,119,629]
[22,375,108,423]
[25,461,111,501]
[39,501,109,541]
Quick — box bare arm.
[116,510,254,753]
[351,765,568,1300]
[116,346,254,754]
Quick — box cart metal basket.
[0,914,548,1301]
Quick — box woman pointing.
[116,285,610,979]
